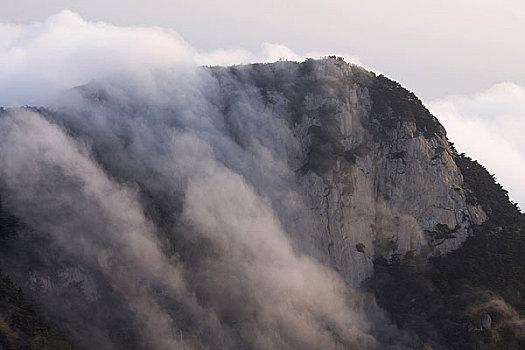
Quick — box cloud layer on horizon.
[427,82,525,210]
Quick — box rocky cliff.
[209,59,486,286]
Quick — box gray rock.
[261,59,488,285]
[481,312,492,330]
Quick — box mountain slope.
[0,58,522,349]
[369,153,525,349]
[0,198,76,349]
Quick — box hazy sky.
[2,0,524,99]
[0,0,524,207]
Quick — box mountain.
[0,58,523,349]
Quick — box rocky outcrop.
[211,58,486,286]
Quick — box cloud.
[0,60,409,348]
[0,10,364,107]
[0,109,204,348]
[0,10,196,106]
[427,83,525,210]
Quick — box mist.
[0,68,416,348]
[0,12,421,348]
[0,10,362,107]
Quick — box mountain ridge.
[0,58,522,349]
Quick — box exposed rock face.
[210,59,486,286]
[481,313,492,330]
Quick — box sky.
[0,0,523,208]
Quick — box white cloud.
[0,10,364,107]
[0,10,196,106]
[427,82,525,210]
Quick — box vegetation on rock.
[367,137,525,350]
